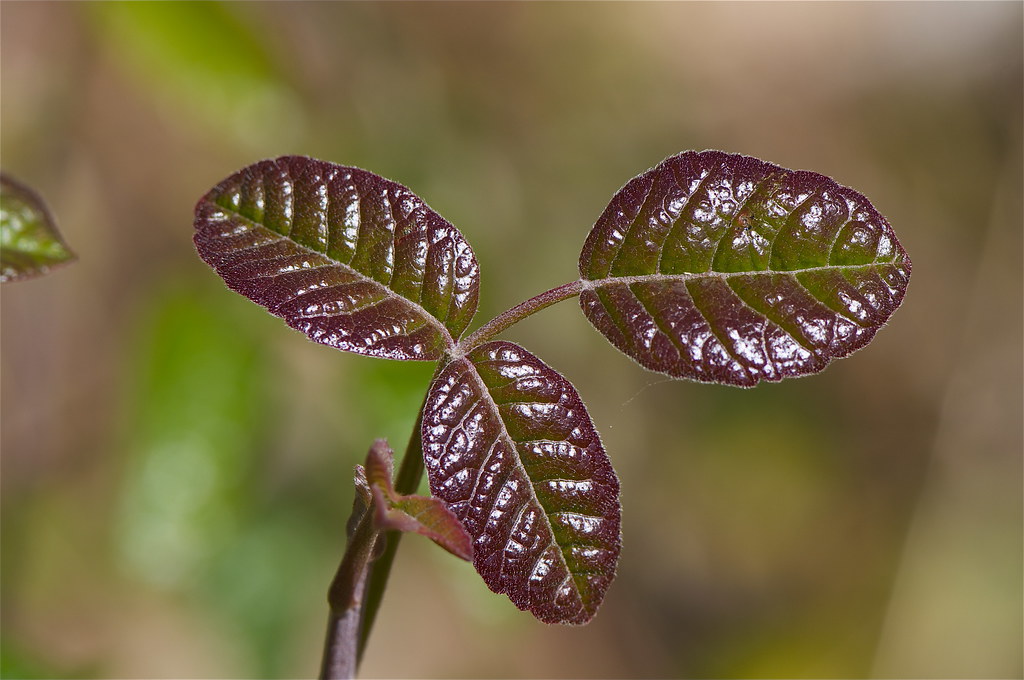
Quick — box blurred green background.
[2,2,1021,678]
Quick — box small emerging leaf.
[1,174,75,283]
[348,465,372,541]
[374,492,474,562]
[194,156,479,360]
[363,440,472,561]
[579,150,911,386]
[363,439,397,494]
[422,342,621,624]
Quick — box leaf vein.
[607,176,656,276]
[659,161,717,274]
[530,476,595,487]
[211,202,456,349]
[724,277,816,353]
[460,358,585,603]
[588,261,887,289]
[591,286,640,352]
[766,185,819,267]
[707,170,772,271]
[462,423,504,519]
[628,283,687,363]
[683,279,754,380]
[792,274,868,328]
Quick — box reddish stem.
[458,279,584,352]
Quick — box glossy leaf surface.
[360,439,472,561]
[194,156,479,360]
[1,174,75,283]
[422,341,620,624]
[579,150,911,386]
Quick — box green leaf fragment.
[1,174,75,283]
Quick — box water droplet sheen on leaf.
[579,150,911,386]
[193,156,480,360]
[421,341,620,624]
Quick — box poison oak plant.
[0,173,76,283]
[192,151,911,678]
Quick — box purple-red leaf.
[422,341,620,624]
[362,439,472,561]
[374,492,474,562]
[579,150,911,386]
[363,438,397,495]
[194,156,479,360]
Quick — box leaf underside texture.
[1,173,75,283]
[194,156,479,360]
[422,341,620,624]
[579,150,912,386]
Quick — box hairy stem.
[321,361,441,678]
[320,507,380,680]
[327,281,585,673]
[355,365,439,663]
[457,279,584,352]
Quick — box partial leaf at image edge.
[0,173,76,283]
[421,341,621,624]
[579,150,912,386]
[194,156,480,361]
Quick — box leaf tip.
[1,173,76,283]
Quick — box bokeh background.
[2,2,1021,678]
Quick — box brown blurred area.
[2,2,1021,678]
